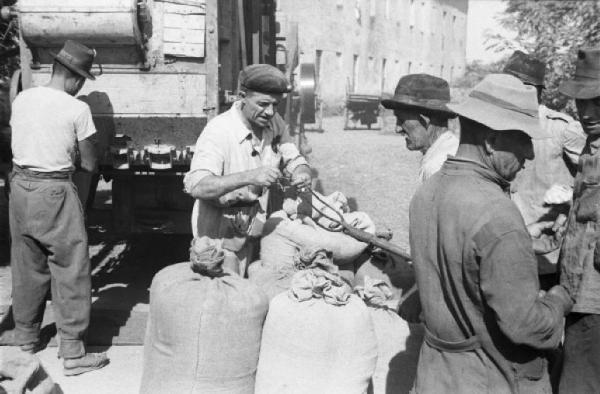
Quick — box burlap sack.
[255,254,377,394]
[140,239,269,394]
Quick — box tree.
[487,0,600,116]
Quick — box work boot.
[63,352,109,376]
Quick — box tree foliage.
[487,0,600,116]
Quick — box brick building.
[276,0,468,111]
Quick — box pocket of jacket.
[575,183,600,223]
[514,356,545,381]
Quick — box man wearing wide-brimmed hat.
[557,47,600,393]
[382,74,459,182]
[409,74,573,393]
[8,40,108,375]
[183,64,311,276]
[503,51,586,286]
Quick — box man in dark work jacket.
[409,74,573,393]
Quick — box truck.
[0,0,316,234]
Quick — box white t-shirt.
[11,86,97,172]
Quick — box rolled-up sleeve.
[474,213,565,350]
[183,126,226,193]
[271,113,309,174]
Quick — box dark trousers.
[559,313,600,394]
[9,169,90,359]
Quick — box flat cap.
[239,64,292,94]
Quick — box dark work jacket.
[409,157,566,393]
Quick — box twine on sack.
[189,237,226,277]
[289,248,352,306]
[354,276,398,310]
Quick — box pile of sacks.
[249,191,376,300]
[141,191,417,393]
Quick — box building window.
[381,58,387,93]
[440,65,444,78]
[409,0,416,27]
[336,51,343,71]
[408,61,412,74]
[450,66,454,84]
[369,0,377,18]
[315,50,323,86]
[352,54,359,92]
[276,0,282,11]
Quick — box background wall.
[276,0,468,113]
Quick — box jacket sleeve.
[474,210,566,350]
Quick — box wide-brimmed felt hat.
[381,73,454,116]
[559,48,600,99]
[447,74,548,139]
[503,50,546,87]
[239,64,292,94]
[50,40,97,80]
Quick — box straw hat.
[381,74,454,116]
[51,40,97,80]
[447,74,548,139]
[559,48,600,99]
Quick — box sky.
[466,0,516,63]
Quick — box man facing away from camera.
[504,50,586,288]
[183,64,311,276]
[382,74,459,182]
[8,40,108,375]
[409,74,573,393]
[556,47,600,394]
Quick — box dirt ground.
[0,113,424,393]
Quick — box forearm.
[188,170,255,200]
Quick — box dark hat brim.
[50,51,96,81]
[381,97,455,117]
[559,78,600,99]
[506,70,545,88]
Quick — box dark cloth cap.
[50,40,97,80]
[503,50,546,87]
[239,64,292,94]
[559,48,600,99]
[381,73,453,116]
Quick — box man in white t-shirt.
[8,40,108,375]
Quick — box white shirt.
[184,101,307,239]
[419,130,459,182]
[11,86,96,172]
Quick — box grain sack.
[355,277,411,394]
[255,250,378,394]
[247,259,296,301]
[140,237,269,394]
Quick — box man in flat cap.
[557,47,600,393]
[409,74,573,393]
[504,50,586,287]
[382,74,459,182]
[184,64,311,276]
[7,40,108,374]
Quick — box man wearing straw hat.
[7,40,108,375]
[381,74,459,182]
[409,74,573,393]
[557,48,600,393]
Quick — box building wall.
[276,0,468,111]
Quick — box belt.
[11,164,72,181]
[424,327,481,353]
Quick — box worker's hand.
[546,285,574,315]
[249,166,282,187]
[291,165,312,190]
[527,221,554,238]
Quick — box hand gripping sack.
[140,237,269,394]
[255,250,378,394]
[355,277,411,394]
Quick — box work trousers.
[559,313,600,394]
[9,168,90,359]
